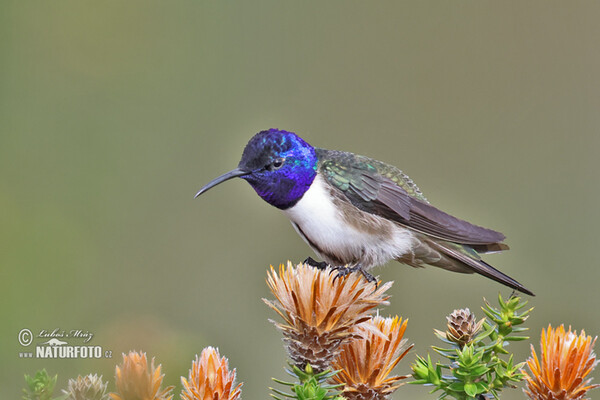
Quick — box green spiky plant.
[23,369,61,400]
[271,364,345,400]
[412,294,532,400]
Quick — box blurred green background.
[2,2,599,399]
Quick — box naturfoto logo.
[18,328,112,360]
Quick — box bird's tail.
[426,239,534,296]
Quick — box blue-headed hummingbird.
[195,129,533,296]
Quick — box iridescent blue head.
[195,129,318,209]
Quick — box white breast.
[283,175,415,268]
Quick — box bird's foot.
[303,257,330,270]
[332,265,378,286]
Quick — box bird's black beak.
[194,168,249,199]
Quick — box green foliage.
[271,363,345,400]
[23,369,62,400]
[411,294,532,400]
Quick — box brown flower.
[524,324,598,400]
[436,308,485,348]
[332,315,413,400]
[264,262,392,372]
[181,347,242,400]
[110,351,173,400]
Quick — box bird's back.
[315,148,429,203]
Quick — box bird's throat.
[246,169,317,210]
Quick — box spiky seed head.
[181,347,242,400]
[524,324,598,400]
[437,308,485,348]
[331,315,413,400]
[110,351,173,400]
[264,262,392,372]
[63,374,109,400]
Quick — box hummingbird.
[195,129,533,296]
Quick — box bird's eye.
[271,158,285,170]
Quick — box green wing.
[316,148,506,245]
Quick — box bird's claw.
[331,265,378,287]
[303,257,330,270]
[303,258,378,288]
[331,265,352,282]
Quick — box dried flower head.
[524,324,598,400]
[181,347,242,400]
[264,262,392,372]
[110,351,173,400]
[332,315,412,400]
[436,308,485,348]
[63,374,108,400]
